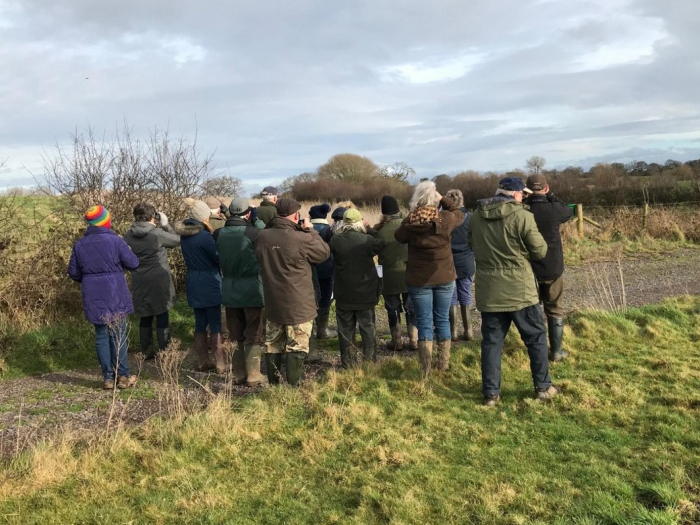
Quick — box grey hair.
[445,189,464,208]
[336,222,366,235]
[261,194,276,202]
[496,188,517,197]
[410,181,440,211]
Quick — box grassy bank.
[1,297,699,523]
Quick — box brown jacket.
[395,197,465,287]
[255,217,330,325]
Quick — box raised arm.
[118,239,140,271]
[521,212,548,261]
[305,229,331,264]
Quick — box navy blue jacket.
[173,219,222,308]
[312,220,334,280]
[450,208,475,280]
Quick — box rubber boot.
[437,339,451,372]
[406,320,419,351]
[316,308,337,339]
[244,344,267,386]
[285,352,305,387]
[306,336,323,363]
[387,324,403,351]
[231,340,247,384]
[156,327,170,352]
[140,325,155,360]
[264,353,282,385]
[460,305,474,341]
[211,333,227,375]
[548,317,568,362]
[449,305,459,342]
[417,340,433,378]
[194,332,215,372]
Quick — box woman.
[68,206,139,390]
[309,203,335,340]
[445,189,475,342]
[173,198,224,373]
[124,203,181,360]
[395,182,465,377]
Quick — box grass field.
[1,296,699,524]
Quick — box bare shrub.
[292,177,412,206]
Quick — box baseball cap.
[229,197,251,216]
[261,186,278,196]
[343,208,363,224]
[526,174,547,192]
[498,177,532,194]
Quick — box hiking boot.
[194,332,215,372]
[483,395,500,407]
[285,352,306,387]
[547,317,568,362]
[536,385,561,402]
[417,340,433,378]
[117,375,136,389]
[406,320,418,351]
[386,324,403,351]
[436,339,451,371]
[244,344,268,387]
[460,305,474,341]
[231,340,247,385]
[103,379,115,390]
[449,306,459,342]
[264,353,283,385]
[140,325,155,360]
[316,308,337,340]
[211,333,228,375]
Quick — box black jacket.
[450,207,475,280]
[526,193,573,281]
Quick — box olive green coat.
[257,200,277,226]
[468,196,547,313]
[374,213,408,296]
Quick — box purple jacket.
[68,226,140,325]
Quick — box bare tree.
[199,175,244,198]
[279,172,316,196]
[379,162,416,182]
[526,156,546,175]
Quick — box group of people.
[68,175,573,406]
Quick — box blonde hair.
[445,189,464,208]
[336,222,366,235]
[409,181,440,211]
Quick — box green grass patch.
[1,296,700,523]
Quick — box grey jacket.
[124,222,180,317]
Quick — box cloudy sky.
[1,0,699,192]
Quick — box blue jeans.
[408,282,456,341]
[194,306,222,333]
[94,319,130,381]
[451,276,474,306]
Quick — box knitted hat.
[331,207,347,222]
[275,198,301,217]
[183,198,211,222]
[309,203,331,220]
[381,196,400,216]
[343,208,363,224]
[85,206,111,228]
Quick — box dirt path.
[2,248,699,457]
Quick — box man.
[469,177,559,406]
[257,186,278,226]
[526,174,574,362]
[204,196,231,342]
[255,198,330,386]
[308,203,336,340]
[214,197,267,386]
[330,209,386,368]
[374,195,417,351]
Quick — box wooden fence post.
[642,203,649,230]
[576,204,584,238]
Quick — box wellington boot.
[460,305,474,341]
[264,353,283,385]
[194,332,215,372]
[305,337,323,363]
[156,327,171,352]
[285,352,305,387]
[244,344,267,386]
[449,306,459,342]
[417,340,433,379]
[436,339,451,372]
[231,340,247,385]
[387,324,403,351]
[406,320,419,351]
[548,317,568,362]
[316,308,337,339]
[211,333,227,375]
[140,326,154,360]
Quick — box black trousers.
[480,304,552,397]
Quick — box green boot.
[244,344,267,386]
[316,308,337,339]
[305,336,323,363]
[548,317,568,362]
[449,306,459,342]
[140,325,154,360]
[156,327,171,352]
[231,340,247,385]
[460,305,474,341]
[285,352,306,387]
[264,353,283,385]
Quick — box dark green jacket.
[468,196,548,313]
[257,200,277,226]
[214,217,265,308]
[374,213,408,296]
[330,228,387,311]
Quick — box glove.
[158,212,169,227]
[219,203,229,217]
[249,206,258,223]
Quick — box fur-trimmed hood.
[173,219,205,237]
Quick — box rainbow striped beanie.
[85,205,111,228]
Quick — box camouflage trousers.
[265,320,314,354]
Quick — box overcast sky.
[1,0,699,192]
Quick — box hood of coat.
[476,196,526,220]
[84,225,116,236]
[127,221,156,239]
[173,219,205,237]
